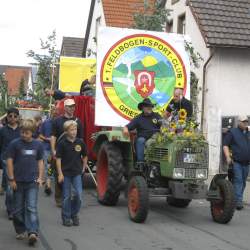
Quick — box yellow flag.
[59,56,96,93]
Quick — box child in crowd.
[6,119,44,246]
[56,120,87,226]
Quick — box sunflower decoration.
[160,127,169,134]
[179,109,187,120]
[178,119,185,125]
[169,131,176,137]
[170,122,177,130]
[183,129,193,137]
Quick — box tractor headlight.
[173,168,185,179]
[196,169,208,179]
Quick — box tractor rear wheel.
[210,179,235,224]
[96,142,123,206]
[167,197,191,208]
[128,176,149,223]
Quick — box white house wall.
[87,0,106,58]
[204,48,250,174]
[205,48,250,117]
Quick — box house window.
[171,0,179,4]
[166,20,173,33]
[177,13,186,34]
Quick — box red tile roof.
[102,0,155,28]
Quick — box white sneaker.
[16,233,26,240]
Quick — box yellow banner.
[59,57,96,93]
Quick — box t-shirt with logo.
[6,138,44,182]
[127,112,162,140]
[56,137,87,176]
[52,116,83,142]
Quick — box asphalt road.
[0,176,250,250]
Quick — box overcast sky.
[0,0,91,66]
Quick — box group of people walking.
[0,98,87,246]
[0,85,249,246]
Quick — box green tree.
[185,42,203,120]
[0,74,8,115]
[133,0,169,31]
[18,77,26,99]
[27,30,59,109]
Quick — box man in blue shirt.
[223,115,250,210]
[0,108,20,219]
[123,98,162,162]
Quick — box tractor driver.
[165,88,193,119]
[123,98,162,162]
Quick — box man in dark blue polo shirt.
[223,115,250,210]
[123,98,162,162]
[0,108,20,219]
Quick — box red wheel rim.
[128,183,139,218]
[97,150,108,198]
[212,201,224,217]
[212,189,224,217]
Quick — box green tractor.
[93,129,235,224]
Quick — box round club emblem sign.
[100,34,187,121]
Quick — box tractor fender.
[93,134,109,154]
[93,130,130,155]
[209,174,228,190]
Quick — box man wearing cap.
[165,88,193,119]
[51,99,83,207]
[123,98,162,162]
[0,108,20,219]
[223,115,250,210]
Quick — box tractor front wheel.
[167,197,191,208]
[96,142,123,206]
[128,176,149,223]
[210,179,235,224]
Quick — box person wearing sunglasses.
[0,108,21,219]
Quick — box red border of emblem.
[100,34,187,121]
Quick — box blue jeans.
[136,137,146,162]
[1,159,14,215]
[233,162,249,206]
[13,182,39,235]
[62,175,82,220]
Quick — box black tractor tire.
[128,176,149,223]
[210,178,235,224]
[96,142,123,206]
[167,197,191,208]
